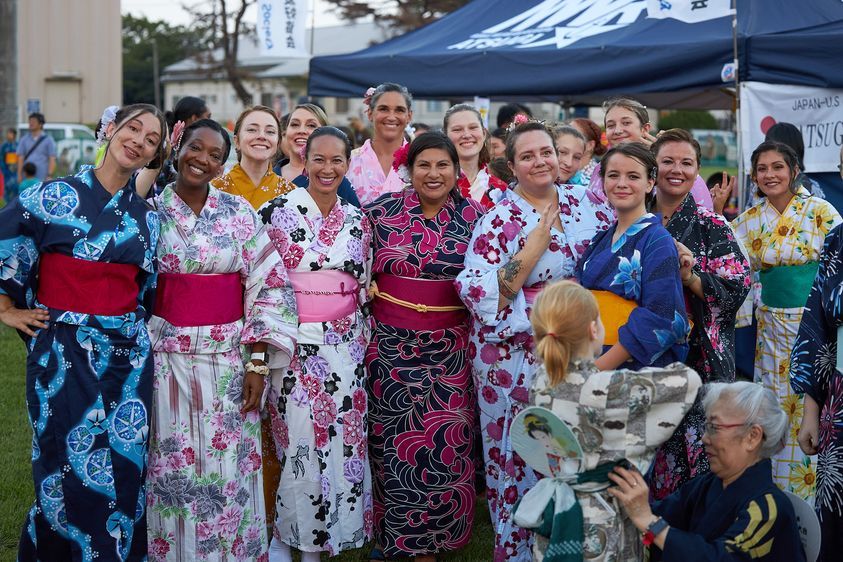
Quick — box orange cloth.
[591,290,638,346]
[212,162,295,209]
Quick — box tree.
[657,110,719,131]
[183,0,257,106]
[324,0,470,32]
[123,15,202,106]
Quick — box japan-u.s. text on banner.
[257,0,309,57]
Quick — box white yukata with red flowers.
[456,183,612,562]
[259,187,374,555]
[146,185,297,562]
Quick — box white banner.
[473,97,491,128]
[257,0,308,57]
[647,0,733,23]
[739,81,843,173]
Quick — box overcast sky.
[122,0,345,27]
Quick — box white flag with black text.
[257,0,309,57]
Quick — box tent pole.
[733,0,746,212]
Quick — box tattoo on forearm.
[501,259,522,283]
[498,276,518,301]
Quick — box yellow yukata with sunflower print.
[733,187,841,501]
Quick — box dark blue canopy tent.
[308,0,843,109]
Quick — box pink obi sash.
[288,270,359,323]
[372,273,467,331]
[522,283,546,306]
[154,272,243,327]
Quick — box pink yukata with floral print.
[456,183,612,562]
[259,187,374,556]
[146,185,297,562]
[346,139,407,206]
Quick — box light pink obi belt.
[371,273,466,330]
[154,272,243,327]
[288,270,359,323]
[522,282,546,306]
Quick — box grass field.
[0,325,493,561]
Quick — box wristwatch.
[643,517,669,545]
[250,351,266,362]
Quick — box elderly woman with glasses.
[608,381,805,561]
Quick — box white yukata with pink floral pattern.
[346,139,406,206]
[455,184,612,562]
[146,185,297,562]
[259,187,374,555]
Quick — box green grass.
[0,326,31,561]
[699,166,739,183]
[0,325,494,561]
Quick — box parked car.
[17,123,98,176]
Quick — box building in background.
[17,0,121,124]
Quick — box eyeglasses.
[703,421,748,436]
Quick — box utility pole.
[152,39,161,109]
[0,0,18,130]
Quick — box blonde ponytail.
[530,281,599,387]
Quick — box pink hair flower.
[363,87,377,107]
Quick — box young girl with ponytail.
[524,281,701,562]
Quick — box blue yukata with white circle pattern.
[0,166,158,561]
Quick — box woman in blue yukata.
[576,142,690,371]
[0,104,168,561]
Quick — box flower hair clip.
[506,114,545,134]
[392,143,411,184]
[362,87,377,108]
[96,105,119,145]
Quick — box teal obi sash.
[759,262,819,309]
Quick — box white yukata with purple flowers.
[259,187,374,555]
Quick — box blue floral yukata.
[576,213,689,370]
[0,167,158,561]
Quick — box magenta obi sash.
[154,272,243,327]
[522,283,546,306]
[288,270,359,323]
[372,273,467,331]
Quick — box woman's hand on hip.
[0,305,49,337]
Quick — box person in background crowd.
[490,127,507,159]
[732,140,842,504]
[261,126,372,562]
[365,132,484,561]
[336,125,358,150]
[213,105,296,210]
[17,162,39,193]
[146,118,297,561]
[569,117,606,185]
[587,98,713,211]
[576,142,689,372]
[1,127,18,202]
[457,120,612,562]
[488,156,513,184]
[16,112,56,182]
[349,115,372,147]
[649,129,751,500]
[525,280,701,562]
[553,124,587,185]
[610,382,805,562]
[275,103,328,182]
[152,96,211,192]
[496,103,533,129]
[273,103,361,207]
[707,170,739,220]
[347,83,412,206]
[444,103,508,208]
[791,221,843,562]
[0,103,167,560]
[411,122,431,136]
